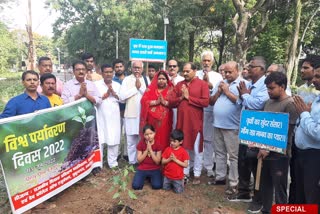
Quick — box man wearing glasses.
[228,56,269,214]
[61,60,101,104]
[167,59,184,85]
[119,61,147,165]
[167,59,184,129]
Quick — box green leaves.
[108,164,137,204]
[112,192,120,199]
[86,116,94,123]
[78,106,85,115]
[72,106,95,127]
[72,116,83,123]
[128,190,137,200]
[0,22,19,73]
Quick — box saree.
[140,71,174,151]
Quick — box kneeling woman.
[132,124,162,190]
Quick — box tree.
[50,0,158,64]
[231,0,274,64]
[285,0,302,85]
[290,0,320,85]
[0,22,19,73]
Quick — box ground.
[0,159,248,214]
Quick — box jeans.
[163,176,184,193]
[132,169,162,190]
[238,144,262,204]
[261,156,289,213]
[293,148,320,204]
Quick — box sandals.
[192,176,200,185]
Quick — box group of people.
[0,50,320,213]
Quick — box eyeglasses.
[248,65,262,69]
[75,68,86,71]
[168,65,177,68]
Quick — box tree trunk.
[232,0,272,66]
[286,0,301,86]
[218,14,226,68]
[233,12,249,65]
[188,31,195,62]
[292,2,319,86]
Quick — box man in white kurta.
[119,61,146,164]
[167,59,184,130]
[196,50,223,177]
[95,64,123,168]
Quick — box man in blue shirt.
[228,57,269,214]
[209,61,248,194]
[292,63,320,205]
[0,70,51,119]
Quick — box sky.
[1,0,58,37]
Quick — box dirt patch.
[15,160,247,214]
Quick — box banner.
[239,110,289,154]
[129,38,167,62]
[0,99,102,214]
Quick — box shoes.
[192,176,201,185]
[207,170,215,178]
[92,167,101,176]
[208,179,226,185]
[184,175,190,185]
[225,186,237,195]
[247,202,263,213]
[227,193,252,202]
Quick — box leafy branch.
[72,106,94,128]
[108,165,137,205]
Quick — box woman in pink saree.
[140,71,174,151]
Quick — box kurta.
[119,74,146,135]
[95,80,122,146]
[168,77,209,152]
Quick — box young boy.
[161,130,189,193]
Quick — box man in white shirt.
[95,64,123,168]
[167,59,184,129]
[196,50,223,177]
[119,61,146,165]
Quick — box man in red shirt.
[168,62,209,184]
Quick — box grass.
[0,73,24,112]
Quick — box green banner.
[0,99,102,214]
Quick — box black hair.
[38,56,51,65]
[302,54,320,69]
[22,70,39,81]
[100,64,113,72]
[265,71,287,90]
[170,129,184,141]
[148,64,156,69]
[143,124,155,133]
[250,56,266,71]
[157,70,169,82]
[81,52,94,61]
[72,60,87,70]
[40,73,56,85]
[112,59,125,68]
[184,62,197,70]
